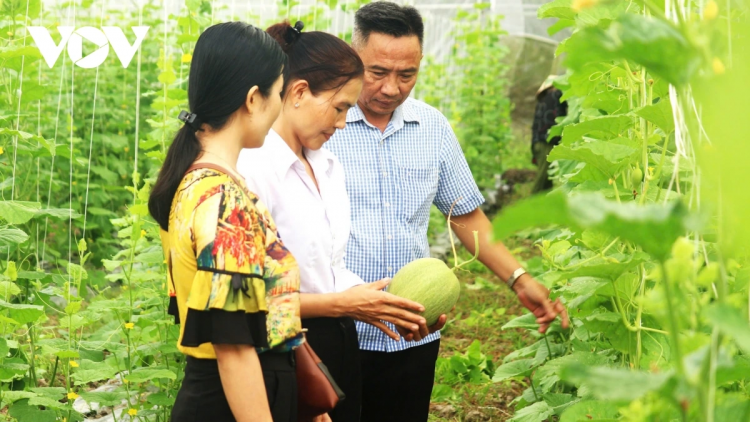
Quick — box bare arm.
[450,208,569,333]
[214,344,273,422]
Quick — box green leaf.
[705,304,750,354]
[560,363,673,401]
[0,201,41,224]
[634,99,675,133]
[72,367,118,386]
[54,350,80,359]
[575,1,637,28]
[0,362,29,381]
[492,359,534,382]
[0,280,21,298]
[509,401,554,422]
[35,207,81,219]
[8,401,56,422]
[561,14,702,86]
[560,400,621,421]
[538,0,574,20]
[502,313,540,330]
[0,228,29,246]
[548,19,575,35]
[125,368,177,383]
[146,392,176,407]
[560,116,634,145]
[28,396,70,410]
[550,140,638,177]
[0,299,44,324]
[493,191,693,260]
[79,391,128,407]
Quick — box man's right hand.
[340,279,428,341]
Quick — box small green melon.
[388,257,460,326]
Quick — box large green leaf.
[509,401,554,422]
[634,99,675,133]
[560,364,673,401]
[0,228,29,245]
[0,201,41,225]
[549,140,638,177]
[0,300,44,324]
[492,191,692,260]
[560,14,703,86]
[560,115,634,145]
[492,359,534,382]
[575,1,639,28]
[537,0,575,20]
[125,367,177,383]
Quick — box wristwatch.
[506,268,527,290]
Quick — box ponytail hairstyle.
[266,20,364,97]
[148,22,287,231]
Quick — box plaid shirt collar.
[346,100,422,130]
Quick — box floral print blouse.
[160,164,304,359]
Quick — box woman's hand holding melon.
[339,279,429,341]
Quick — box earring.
[294,103,300,108]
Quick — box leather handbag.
[296,338,346,421]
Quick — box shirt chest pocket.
[396,167,439,222]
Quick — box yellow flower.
[608,178,614,185]
[125,322,135,330]
[128,408,138,416]
[0,147,4,155]
[67,391,79,400]
[124,147,130,153]
[712,57,725,75]
[140,230,147,237]
[572,0,598,12]
[703,1,718,20]
[181,53,192,63]
[70,360,79,368]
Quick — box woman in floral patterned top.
[148,22,302,422]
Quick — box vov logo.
[27,26,150,69]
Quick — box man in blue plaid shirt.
[325,3,570,421]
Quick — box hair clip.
[292,21,304,34]
[178,110,200,131]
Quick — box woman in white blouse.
[237,21,429,422]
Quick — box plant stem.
[659,261,684,376]
[454,231,480,271]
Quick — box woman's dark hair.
[148,22,287,231]
[266,21,364,96]
[353,2,424,48]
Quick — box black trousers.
[360,339,440,422]
[303,317,362,422]
[171,352,297,422]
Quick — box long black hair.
[148,22,287,231]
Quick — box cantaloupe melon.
[387,205,480,328]
[388,257,460,326]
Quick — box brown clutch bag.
[295,339,346,421]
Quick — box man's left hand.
[512,274,569,333]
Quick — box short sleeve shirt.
[324,98,485,352]
[161,165,304,359]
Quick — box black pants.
[303,317,362,422]
[360,339,440,422]
[171,352,297,422]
